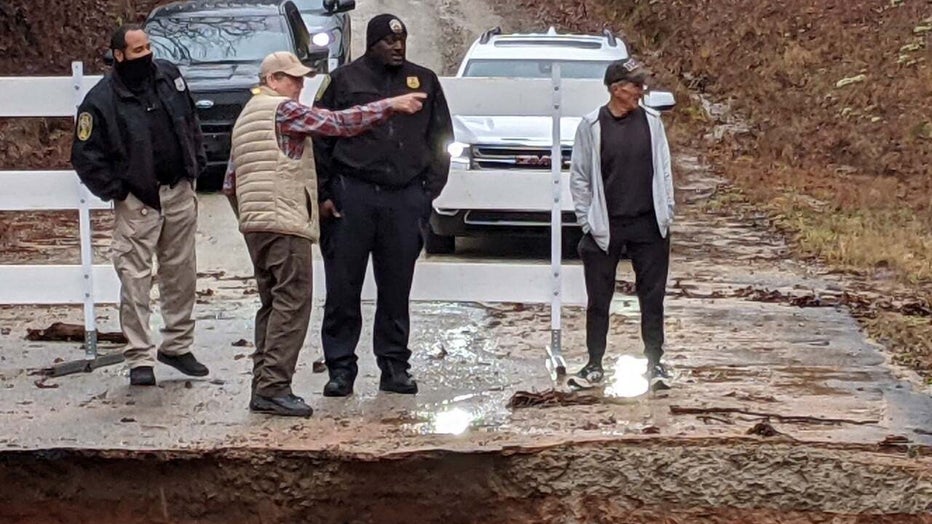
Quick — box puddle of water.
[604,355,650,399]
[395,390,510,436]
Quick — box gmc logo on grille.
[515,155,552,167]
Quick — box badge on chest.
[406,76,420,89]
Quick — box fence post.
[547,63,567,377]
[72,61,99,360]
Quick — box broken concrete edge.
[4,435,931,461]
[2,437,930,519]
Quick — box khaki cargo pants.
[111,181,198,369]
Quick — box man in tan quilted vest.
[226,51,426,417]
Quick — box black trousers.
[320,175,429,380]
[578,214,670,363]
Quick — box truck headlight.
[312,32,332,47]
[447,142,468,158]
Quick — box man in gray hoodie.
[569,58,675,389]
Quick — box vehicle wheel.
[425,230,455,255]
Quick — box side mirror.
[643,90,676,112]
[103,49,114,66]
[303,44,330,74]
[323,0,356,14]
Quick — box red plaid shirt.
[223,99,392,194]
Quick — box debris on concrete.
[507,389,601,409]
[670,405,878,426]
[25,322,126,344]
[747,421,784,437]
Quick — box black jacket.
[313,54,453,201]
[70,59,205,210]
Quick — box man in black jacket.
[314,14,453,397]
[71,24,209,386]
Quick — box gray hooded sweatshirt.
[569,105,675,252]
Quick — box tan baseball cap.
[259,51,314,78]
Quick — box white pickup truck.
[428,27,674,254]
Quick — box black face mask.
[116,52,154,86]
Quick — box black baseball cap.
[603,58,650,86]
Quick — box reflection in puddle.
[431,408,475,435]
[399,407,479,436]
[604,355,650,398]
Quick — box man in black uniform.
[314,14,453,396]
[71,24,208,386]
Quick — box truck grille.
[197,103,243,134]
[471,145,572,170]
[464,210,578,227]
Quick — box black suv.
[144,0,346,189]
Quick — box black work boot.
[129,366,156,386]
[157,351,209,377]
[379,366,418,394]
[250,394,313,417]
[252,391,305,403]
[323,372,354,397]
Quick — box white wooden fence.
[0,62,120,357]
[1,63,602,370]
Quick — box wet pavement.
[1,154,930,456]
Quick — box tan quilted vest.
[230,87,319,241]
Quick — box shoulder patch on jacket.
[174,76,186,91]
[76,112,93,141]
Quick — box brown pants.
[111,181,198,369]
[244,232,313,397]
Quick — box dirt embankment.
[2,442,931,523]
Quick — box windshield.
[300,13,333,31]
[147,15,290,64]
[462,59,612,79]
[291,0,329,14]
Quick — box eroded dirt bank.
[2,440,930,523]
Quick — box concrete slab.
[1,156,929,457]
